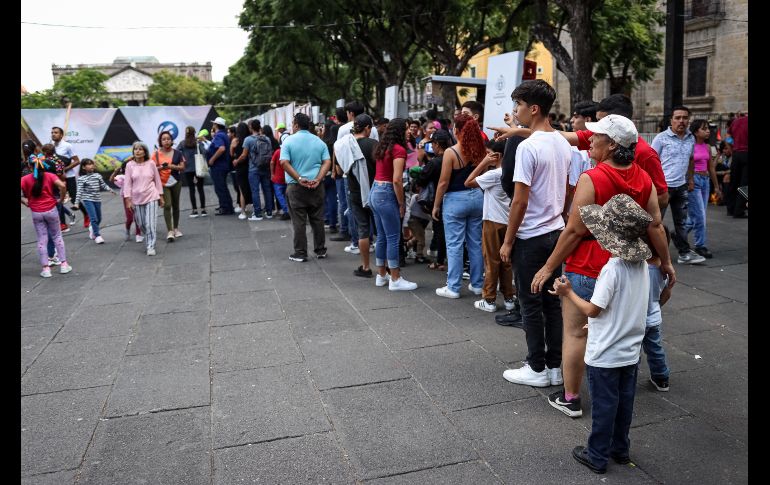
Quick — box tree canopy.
[21,69,113,109]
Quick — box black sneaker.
[354,266,373,277]
[315,248,328,259]
[495,309,523,328]
[572,446,606,474]
[289,253,308,262]
[280,213,291,220]
[548,391,583,417]
[650,376,670,392]
[694,246,713,259]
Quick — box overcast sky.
[21,0,250,93]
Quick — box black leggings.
[184,172,206,210]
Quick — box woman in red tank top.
[529,115,675,415]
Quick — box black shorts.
[348,191,372,240]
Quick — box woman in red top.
[153,130,186,242]
[21,159,73,277]
[265,125,290,220]
[530,115,675,417]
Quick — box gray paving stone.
[214,432,353,484]
[676,269,748,303]
[299,330,408,390]
[212,224,252,240]
[662,283,732,311]
[54,304,141,342]
[417,292,483,320]
[451,398,652,484]
[21,324,60,376]
[153,262,211,285]
[21,387,109,476]
[397,341,535,412]
[686,301,748,336]
[100,260,158,281]
[462,322,530,364]
[665,327,747,365]
[284,298,368,338]
[336,281,419,310]
[628,385,691,428]
[80,279,151,307]
[21,469,76,485]
[274,273,341,302]
[365,461,500,485]
[254,229,295,245]
[143,281,210,314]
[260,258,325,277]
[212,250,261,272]
[656,307,721,337]
[212,364,331,448]
[127,310,210,355]
[211,268,276,295]
[211,235,258,254]
[161,246,211,266]
[21,337,127,395]
[322,379,477,480]
[21,293,82,327]
[211,290,284,326]
[364,304,469,351]
[106,347,210,416]
[78,408,211,485]
[211,320,302,372]
[631,416,747,484]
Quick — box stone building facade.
[51,56,212,106]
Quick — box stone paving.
[20,186,747,484]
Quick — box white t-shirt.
[568,147,592,187]
[646,264,668,328]
[337,121,379,141]
[54,140,78,178]
[585,257,650,368]
[475,167,511,225]
[512,131,572,239]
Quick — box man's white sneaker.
[136,235,144,243]
[468,283,482,295]
[677,250,706,264]
[389,277,417,291]
[474,299,497,312]
[548,366,564,386]
[502,363,550,387]
[344,244,360,254]
[94,236,105,244]
[147,247,156,256]
[436,286,460,299]
[238,212,247,220]
[375,273,391,287]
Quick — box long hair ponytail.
[453,113,485,164]
[31,163,45,198]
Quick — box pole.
[62,102,73,139]
[663,0,684,126]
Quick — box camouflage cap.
[579,193,653,262]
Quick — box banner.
[21,108,117,159]
[384,86,398,120]
[120,106,212,151]
[483,51,525,140]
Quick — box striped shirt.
[75,173,112,205]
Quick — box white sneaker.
[174,229,183,238]
[238,212,247,220]
[48,256,62,266]
[462,271,470,280]
[389,276,418,291]
[94,236,105,244]
[40,267,52,278]
[167,231,175,242]
[504,297,517,311]
[60,263,73,274]
[547,367,563,386]
[468,283,482,295]
[234,206,242,214]
[248,215,261,221]
[344,244,360,254]
[375,273,391,287]
[147,247,156,256]
[88,225,94,240]
[502,363,550,387]
[136,235,144,243]
[436,286,460,299]
[474,299,497,312]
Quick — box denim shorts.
[565,271,596,302]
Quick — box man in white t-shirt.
[499,80,572,388]
[51,126,87,226]
[465,146,516,314]
[548,194,651,474]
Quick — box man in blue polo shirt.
[280,113,332,262]
[207,117,234,215]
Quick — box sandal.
[428,262,447,271]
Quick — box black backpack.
[249,135,273,169]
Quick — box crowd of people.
[20,79,748,475]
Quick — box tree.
[21,90,59,109]
[21,68,112,108]
[147,70,207,106]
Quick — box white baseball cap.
[211,116,227,127]
[585,114,638,148]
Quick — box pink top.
[123,160,163,205]
[692,143,710,172]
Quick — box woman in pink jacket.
[123,141,164,256]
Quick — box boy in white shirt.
[549,193,652,474]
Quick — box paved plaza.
[21,186,747,484]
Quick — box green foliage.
[592,0,665,94]
[22,69,113,108]
[21,90,59,109]
[147,70,207,106]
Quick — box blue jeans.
[336,177,349,233]
[565,272,597,301]
[685,174,709,248]
[273,183,289,212]
[642,325,670,379]
[442,189,484,292]
[323,176,337,227]
[368,182,401,269]
[81,200,102,237]
[210,167,234,212]
[248,169,274,214]
[662,184,691,254]
[587,363,638,469]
